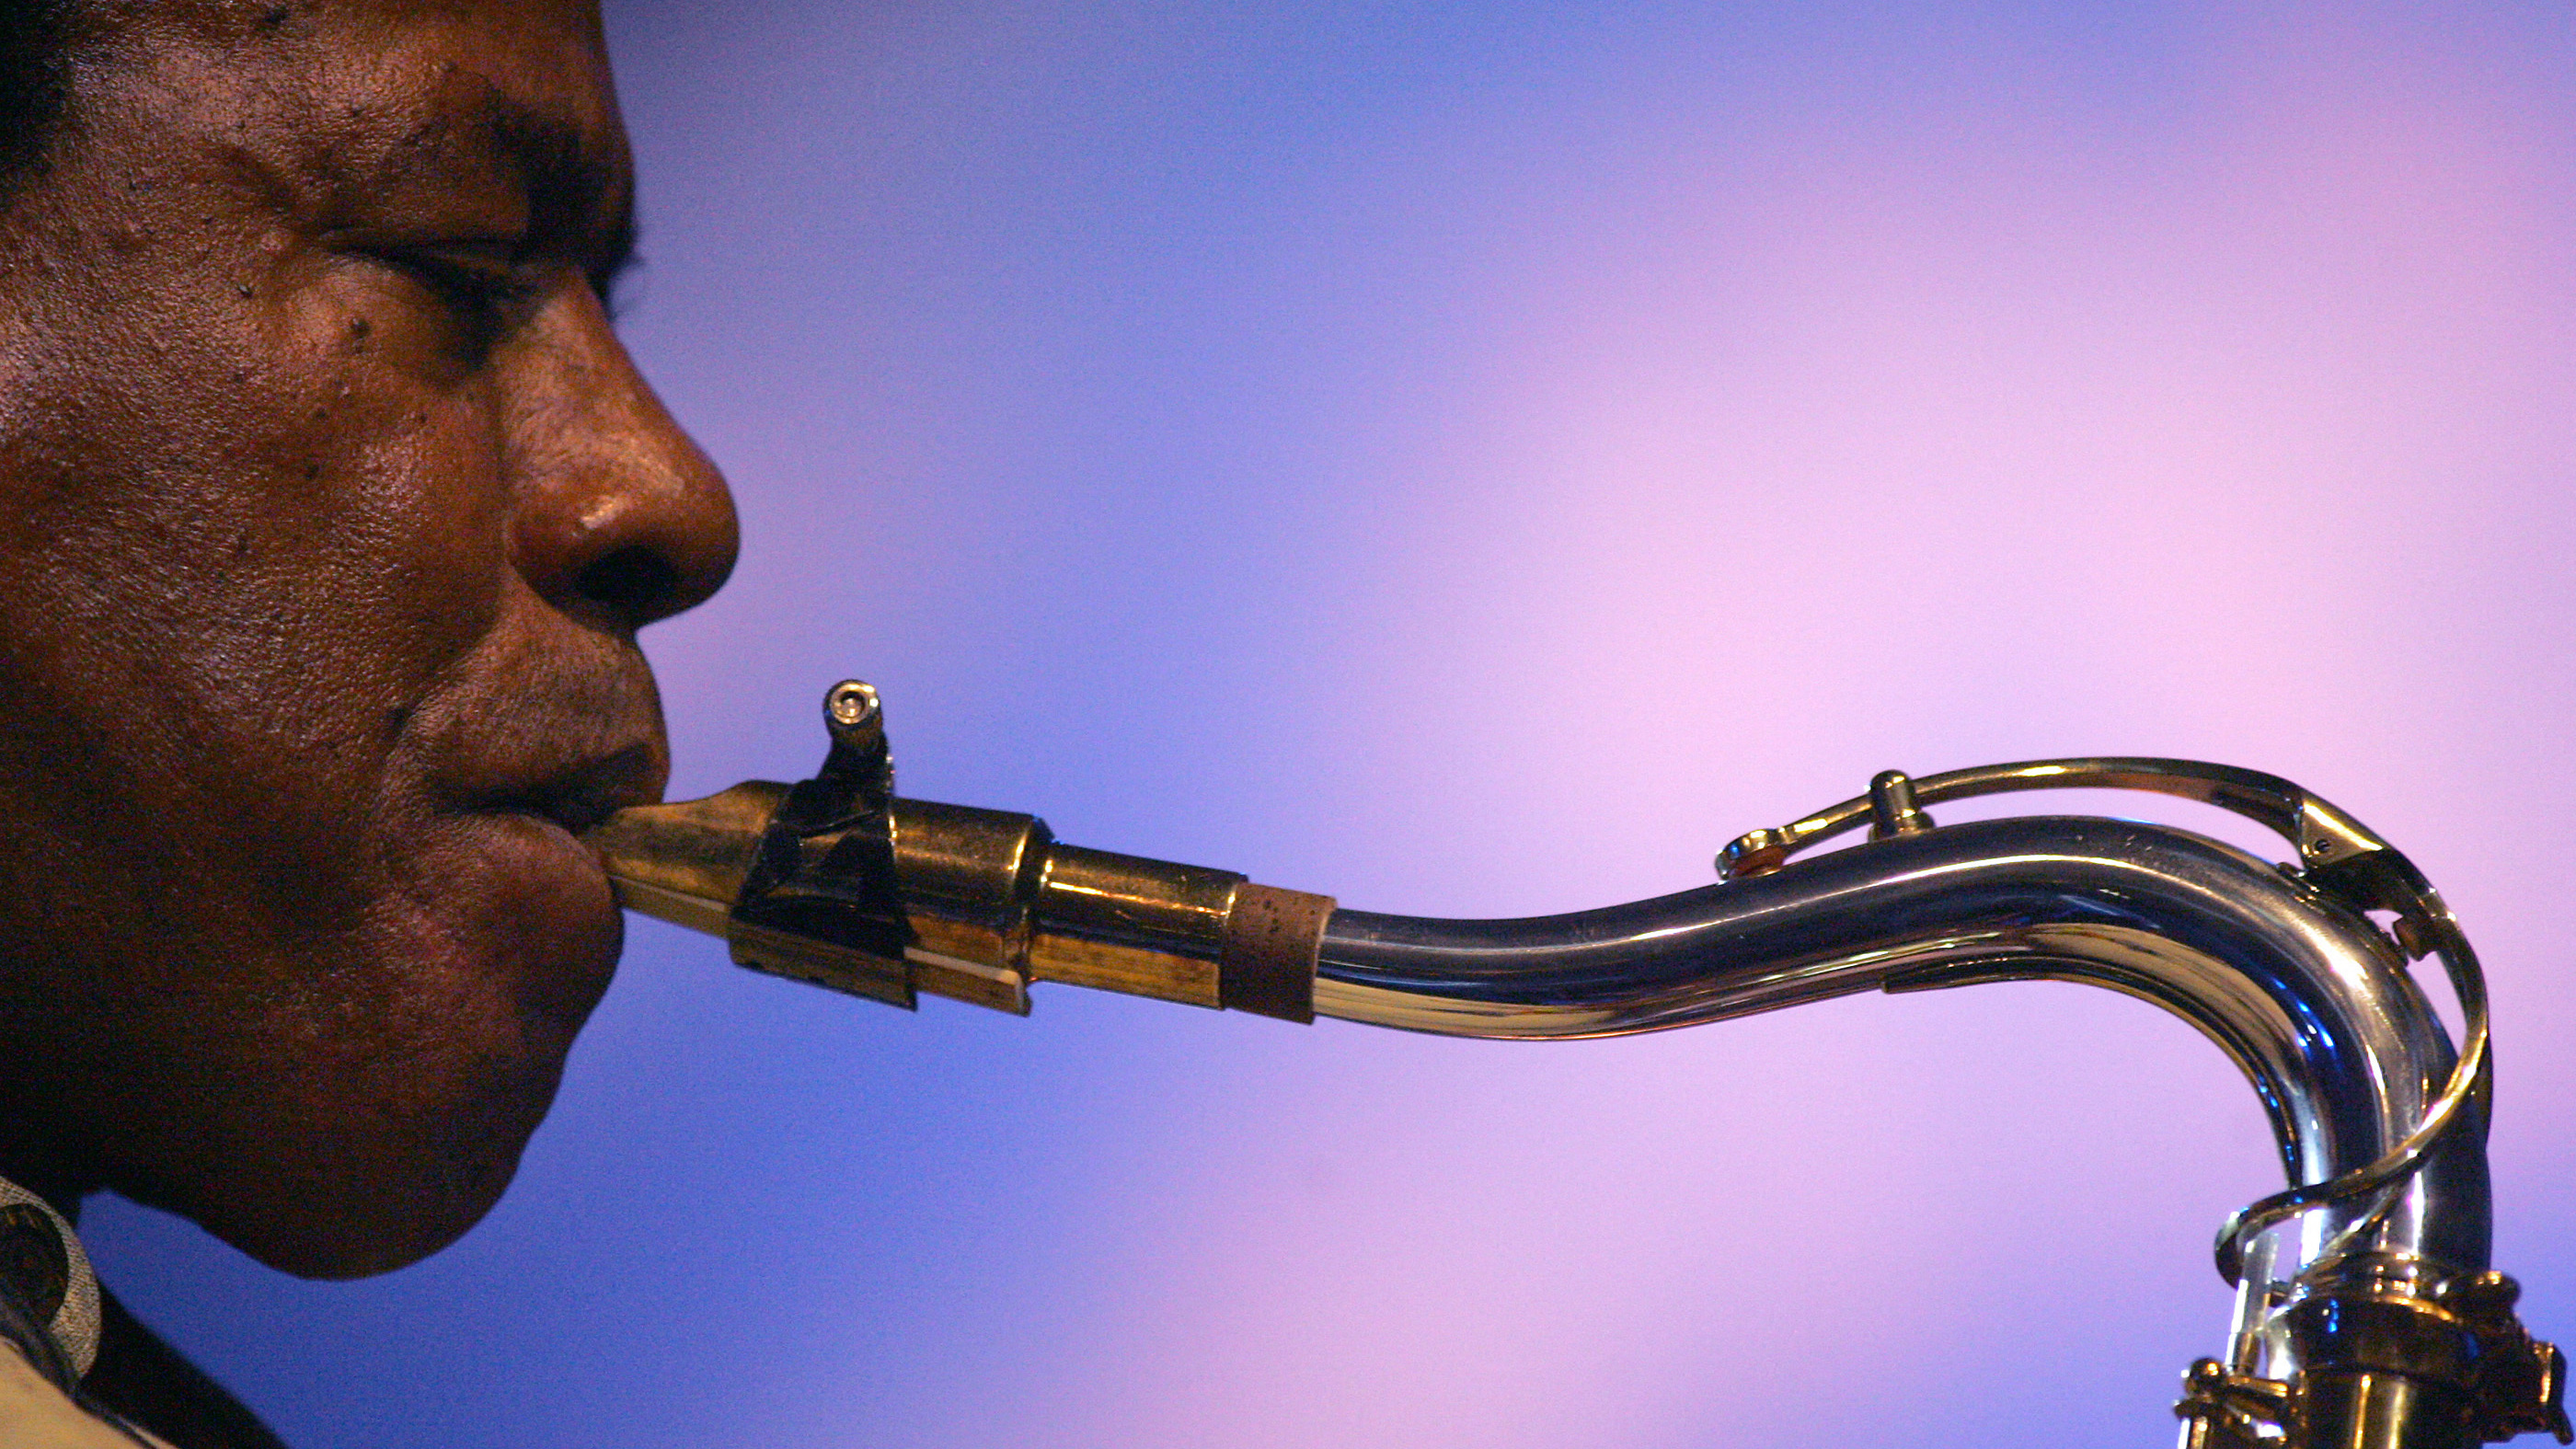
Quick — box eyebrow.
[476,96,638,289]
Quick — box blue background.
[85,3,2576,1445]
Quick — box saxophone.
[590,680,2570,1449]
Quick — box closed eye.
[372,243,546,360]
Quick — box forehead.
[75,0,627,197]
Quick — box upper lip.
[487,741,665,836]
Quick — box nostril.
[576,545,682,627]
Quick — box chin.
[178,810,627,1281]
[217,1087,549,1282]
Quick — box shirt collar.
[0,1175,100,1379]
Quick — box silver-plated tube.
[1313,815,2488,1389]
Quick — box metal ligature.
[590,680,2569,1449]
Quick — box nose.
[505,282,740,633]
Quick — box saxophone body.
[591,682,2570,1449]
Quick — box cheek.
[157,248,521,661]
[339,408,518,676]
[281,290,523,668]
[0,260,520,964]
[9,251,521,730]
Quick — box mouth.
[430,734,666,1035]
[480,741,665,838]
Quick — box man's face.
[0,0,736,1276]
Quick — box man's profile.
[0,1,738,1442]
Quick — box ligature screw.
[827,679,880,729]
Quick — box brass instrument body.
[592,682,2567,1449]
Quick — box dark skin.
[0,0,735,1328]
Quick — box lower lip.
[489,808,607,883]
[462,809,625,1029]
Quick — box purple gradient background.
[81,3,2574,1446]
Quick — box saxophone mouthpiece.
[588,681,1332,1022]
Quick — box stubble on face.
[0,0,735,1276]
